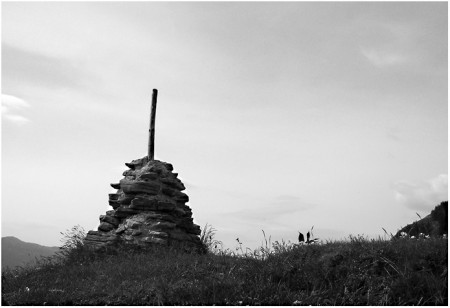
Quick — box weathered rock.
[122,170,135,177]
[120,179,160,195]
[130,196,158,210]
[163,163,174,171]
[173,191,189,203]
[115,225,127,234]
[118,193,135,205]
[148,230,169,238]
[160,177,185,191]
[85,231,118,243]
[140,172,159,181]
[108,193,121,208]
[109,200,121,209]
[114,206,140,218]
[150,221,176,231]
[110,183,121,189]
[98,221,115,232]
[100,215,120,226]
[173,207,187,216]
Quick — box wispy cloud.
[2,94,31,125]
[360,47,408,67]
[2,44,88,91]
[394,174,448,211]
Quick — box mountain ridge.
[2,236,59,270]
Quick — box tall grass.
[2,228,447,305]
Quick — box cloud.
[2,43,87,91]
[2,94,30,109]
[394,174,448,211]
[360,47,408,67]
[2,94,31,124]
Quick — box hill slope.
[395,201,448,238]
[2,237,447,305]
[2,237,59,269]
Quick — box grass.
[2,231,447,305]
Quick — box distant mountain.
[395,201,448,238]
[2,236,59,270]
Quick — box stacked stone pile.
[85,156,203,251]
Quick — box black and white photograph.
[2,1,448,305]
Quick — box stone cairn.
[84,89,203,251]
[84,156,203,251]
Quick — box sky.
[1,2,448,250]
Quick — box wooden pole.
[148,89,158,160]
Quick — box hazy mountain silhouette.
[2,236,59,270]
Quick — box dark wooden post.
[148,89,158,160]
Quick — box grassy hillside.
[1,237,59,270]
[2,232,447,305]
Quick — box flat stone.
[126,157,148,170]
[161,177,185,191]
[115,225,127,234]
[127,220,141,229]
[144,213,176,223]
[161,186,176,197]
[109,193,120,201]
[110,183,121,189]
[157,201,176,211]
[179,222,201,235]
[122,170,135,177]
[87,230,101,236]
[118,194,135,205]
[114,206,140,218]
[125,162,136,170]
[177,217,194,228]
[148,231,169,238]
[189,224,202,235]
[98,221,115,232]
[173,207,186,216]
[140,172,159,181]
[85,233,117,242]
[108,200,120,209]
[163,163,174,171]
[120,179,160,195]
[173,191,189,203]
[150,221,176,231]
[130,197,158,210]
[100,215,120,226]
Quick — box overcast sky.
[2,2,448,249]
